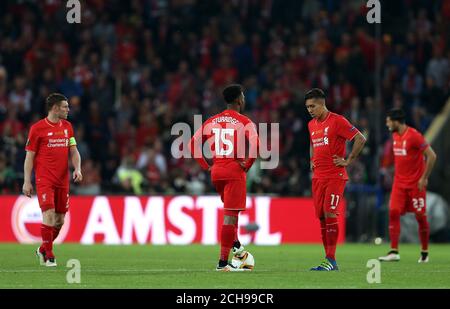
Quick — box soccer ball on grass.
[231,251,255,270]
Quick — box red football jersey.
[308,112,360,180]
[25,118,76,187]
[392,126,428,188]
[189,109,259,181]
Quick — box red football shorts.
[312,178,347,219]
[213,179,247,211]
[36,184,70,213]
[390,184,426,215]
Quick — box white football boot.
[378,250,400,262]
[36,247,46,266]
[45,258,57,267]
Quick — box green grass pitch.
[0,243,449,288]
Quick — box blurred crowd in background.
[1,0,449,196]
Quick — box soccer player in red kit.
[189,84,259,271]
[23,93,83,267]
[379,108,436,263]
[305,88,366,271]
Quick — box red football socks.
[41,224,54,259]
[220,224,236,261]
[416,215,429,251]
[233,220,239,243]
[320,220,328,254]
[389,210,401,250]
[325,217,338,260]
[53,227,61,241]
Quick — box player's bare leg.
[38,209,57,267]
[379,209,401,262]
[415,213,429,263]
[311,212,339,271]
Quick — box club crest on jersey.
[64,129,68,137]
[324,127,329,135]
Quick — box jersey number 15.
[212,128,234,156]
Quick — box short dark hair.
[304,88,326,102]
[222,84,243,104]
[387,108,406,123]
[46,93,68,112]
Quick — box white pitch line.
[0,269,272,273]
[1,268,448,274]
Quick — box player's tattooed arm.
[333,132,366,167]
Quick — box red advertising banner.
[0,196,345,244]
